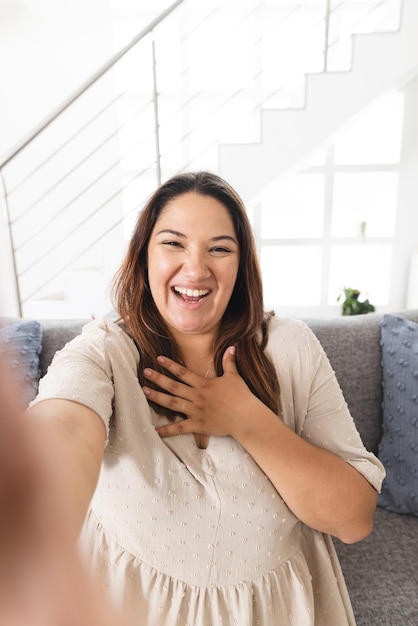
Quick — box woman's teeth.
[174,287,209,298]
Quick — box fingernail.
[229,346,236,356]
[144,368,153,377]
[157,356,165,364]
[143,386,151,395]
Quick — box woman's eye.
[210,246,231,254]
[163,241,182,248]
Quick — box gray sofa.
[4,311,418,625]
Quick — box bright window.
[329,245,392,305]
[256,91,404,315]
[260,173,325,239]
[334,94,404,165]
[261,246,322,307]
[332,171,398,238]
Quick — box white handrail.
[0,0,185,169]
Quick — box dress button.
[203,456,215,474]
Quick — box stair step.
[219,0,418,199]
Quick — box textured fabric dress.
[32,316,385,626]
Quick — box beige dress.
[32,316,385,625]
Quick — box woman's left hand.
[143,346,260,439]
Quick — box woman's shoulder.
[266,314,323,358]
[267,314,311,340]
[61,318,139,364]
[77,317,130,339]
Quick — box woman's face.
[147,192,240,342]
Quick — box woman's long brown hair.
[112,171,280,420]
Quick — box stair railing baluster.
[0,173,22,316]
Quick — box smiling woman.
[147,192,240,347]
[112,171,279,422]
[27,171,385,626]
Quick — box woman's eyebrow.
[211,235,238,244]
[155,229,186,238]
[155,230,237,244]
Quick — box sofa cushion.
[37,319,88,377]
[0,320,42,409]
[378,314,418,515]
[334,507,418,625]
[305,314,384,453]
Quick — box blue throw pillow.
[0,320,42,409]
[378,314,418,515]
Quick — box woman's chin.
[168,315,217,337]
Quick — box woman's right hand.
[0,361,130,626]
[145,346,263,440]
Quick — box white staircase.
[219,0,418,200]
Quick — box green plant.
[337,287,375,316]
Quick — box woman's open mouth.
[173,286,210,303]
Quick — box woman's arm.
[0,365,124,626]
[27,399,106,538]
[230,394,378,544]
[143,348,378,544]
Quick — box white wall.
[0,0,172,158]
[0,0,110,158]
[392,74,418,309]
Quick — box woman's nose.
[182,251,210,280]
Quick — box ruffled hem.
[79,512,355,626]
